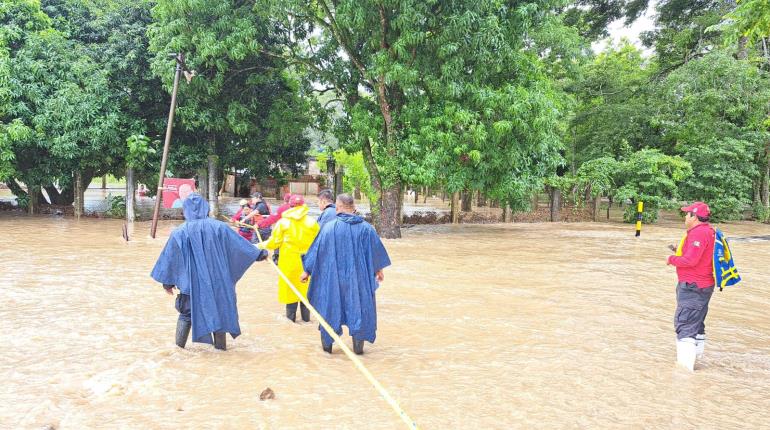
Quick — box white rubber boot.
[676,338,697,371]
[695,334,706,359]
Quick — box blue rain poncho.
[151,193,260,343]
[302,213,391,345]
[316,203,336,227]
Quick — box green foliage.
[753,202,770,222]
[720,0,770,47]
[148,0,312,182]
[271,0,571,227]
[576,156,621,198]
[641,1,730,71]
[568,41,655,169]
[614,149,693,222]
[654,52,770,220]
[335,150,374,202]
[104,193,125,218]
[126,134,156,168]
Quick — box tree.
[148,0,312,208]
[568,41,657,170]
[269,0,570,237]
[614,149,693,222]
[720,0,770,48]
[652,51,770,219]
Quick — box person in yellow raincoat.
[257,194,320,322]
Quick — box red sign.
[162,178,196,209]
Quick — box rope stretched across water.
[224,216,419,429]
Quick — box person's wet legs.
[213,332,226,351]
[286,302,298,322]
[175,294,191,348]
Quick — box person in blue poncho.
[151,193,267,351]
[315,188,336,228]
[300,193,391,355]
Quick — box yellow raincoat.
[257,205,320,304]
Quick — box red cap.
[681,201,710,217]
[289,195,305,207]
[283,193,293,203]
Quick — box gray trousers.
[675,282,714,340]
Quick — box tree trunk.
[423,186,428,204]
[361,136,384,233]
[218,169,228,196]
[74,171,84,218]
[490,199,499,208]
[126,168,135,222]
[6,180,27,202]
[461,190,472,212]
[27,186,39,215]
[102,175,107,189]
[531,192,539,211]
[379,182,402,238]
[737,36,749,60]
[44,185,74,205]
[451,192,460,224]
[197,168,208,201]
[550,187,561,222]
[326,158,336,194]
[593,195,602,222]
[502,204,512,222]
[414,187,419,204]
[334,163,344,197]
[753,178,761,207]
[354,186,361,200]
[762,162,770,208]
[607,196,612,220]
[477,192,486,207]
[208,155,218,217]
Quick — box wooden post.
[150,53,184,238]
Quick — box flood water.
[1,214,769,429]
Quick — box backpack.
[713,229,741,291]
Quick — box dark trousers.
[675,282,714,340]
[175,293,191,322]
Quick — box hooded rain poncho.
[151,193,260,343]
[257,204,320,303]
[302,212,391,345]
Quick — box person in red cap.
[666,201,715,371]
[256,194,319,322]
[243,193,293,262]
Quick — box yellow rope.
[224,215,419,429]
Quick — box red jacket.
[258,203,291,228]
[668,223,715,288]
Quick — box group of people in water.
[151,187,737,371]
[151,189,390,355]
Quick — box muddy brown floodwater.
[1,214,769,429]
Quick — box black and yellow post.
[635,201,644,237]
